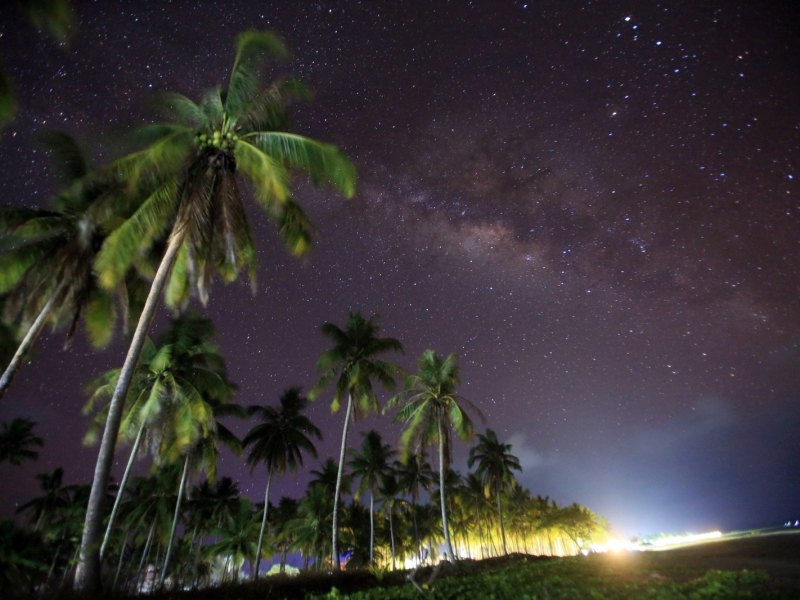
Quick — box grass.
[42,530,800,599]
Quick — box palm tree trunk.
[497,492,508,555]
[388,504,396,570]
[159,453,191,589]
[136,520,156,592]
[331,393,353,571]
[476,507,486,559]
[112,528,130,591]
[411,498,424,564]
[437,418,455,563]
[100,419,146,561]
[368,492,375,564]
[0,294,56,400]
[74,227,185,592]
[253,468,273,580]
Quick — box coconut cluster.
[195,130,238,150]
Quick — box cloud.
[506,431,554,471]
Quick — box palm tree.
[75,31,355,591]
[394,456,434,563]
[82,314,233,562]
[462,472,492,558]
[376,469,401,570]
[0,132,134,400]
[271,497,299,574]
[156,391,243,590]
[347,430,394,565]
[243,387,321,579]
[467,429,521,556]
[204,498,259,583]
[387,350,478,563]
[310,312,402,570]
[291,482,333,570]
[17,468,69,532]
[0,418,43,465]
[0,519,48,593]
[309,458,348,498]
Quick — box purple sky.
[0,0,798,537]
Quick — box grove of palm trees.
[0,29,609,596]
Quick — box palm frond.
[152,92,208,129]
[245,132,356,198]
[225,30,288,120]
[234,139,290,205]
[83,291,116,348]
[37,130,89,184]
[95,179,180,290]
[274,197,312,256]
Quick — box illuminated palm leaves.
[0,133,143,399]
[388,350,479,563]
[96,30,356,307]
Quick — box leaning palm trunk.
[331,394,353,571]
[100,419,146,561]
[75,227,186,592]
[0,294,56,400]
[438,418,455,562]
[253,468,273,579]
[159,453,191,590]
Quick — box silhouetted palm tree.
[310,312,401,569]
[0,418,43,465]
[243,387,320,578]
[347,430,394,565]
[468,429,521,555]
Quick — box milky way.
[0,1,798,536]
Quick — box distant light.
[624,16,631,22]
[656,40,662,46]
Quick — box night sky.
[0,1,798,538]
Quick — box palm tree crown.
[0,418,43,465]
[467,428,521,555]
[244,387,321,475]
[0,132,137,399]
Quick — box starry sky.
[0,1,798,537]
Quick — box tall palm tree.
[347,430,394,565]
[0,418,43,465]
[376,469,401,570]
[387,350,478,563]
[75,31,355,591]
[271,497,299,574]
[467,429,521,556]
[82,314,233,562]
[204,498,259,583]
[291,482,333,570]
[394,456,434,562]
[0,132,135,400]
[156,391,244,590]
[243,387,321,579]
[310,312,402,570]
